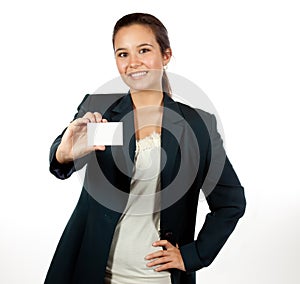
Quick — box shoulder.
[76,93,127,114]
[175,100,214,130]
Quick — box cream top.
[104,132,171,284]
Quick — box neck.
[130,90,163,109]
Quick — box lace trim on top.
[136,132,161,153]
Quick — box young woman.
[45,13,246,284]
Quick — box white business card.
[87,122,123,146]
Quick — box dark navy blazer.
[45,93,246,284]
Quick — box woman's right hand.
[56,112,107,164]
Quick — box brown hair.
[112,13,172,96]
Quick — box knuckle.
[164,263,171,269]
[84,111,92,116]
[71,118,81,126]
[94,111,102,116]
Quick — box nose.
[129,54,141,69]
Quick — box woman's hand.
[56,112,107,164]
[145,240,186,272]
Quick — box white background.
[1,0,299,283]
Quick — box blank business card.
[87,122,123,146]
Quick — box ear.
[162,48,172,66]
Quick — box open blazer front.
[45,93,246,284]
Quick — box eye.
[117,52,128,58]
[139,48,150,54]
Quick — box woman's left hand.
[145,240,186,272]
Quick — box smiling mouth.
[128,71,148,79]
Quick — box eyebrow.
[115,43,154,54]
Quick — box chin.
[124,80,161,93]
[121,72,162,93]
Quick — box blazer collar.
[110,91,184,121]
[162,93,185,123]
[110,91,134,120]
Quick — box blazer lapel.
[105,92,185,212]
[161,94,184,191]
[160,94,190,245]
[108,92,185,184]
[108,93,185,192]
[109,93,136,180]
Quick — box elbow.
[236,189,247,219]
[226,186,247,220]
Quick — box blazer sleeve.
[180,113,246,272]
[49,94,91,180]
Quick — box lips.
[128,71,148,79]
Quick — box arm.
[180,114,246,272]
[49,94,106,179]
[49,130,76,180]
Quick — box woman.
[45,13,246,284]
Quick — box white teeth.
[130,71,147,78]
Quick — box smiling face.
[114,24,171,93]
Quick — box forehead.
[114,24,157,48]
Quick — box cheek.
[148,56,164,69]
[115,60,126,74]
